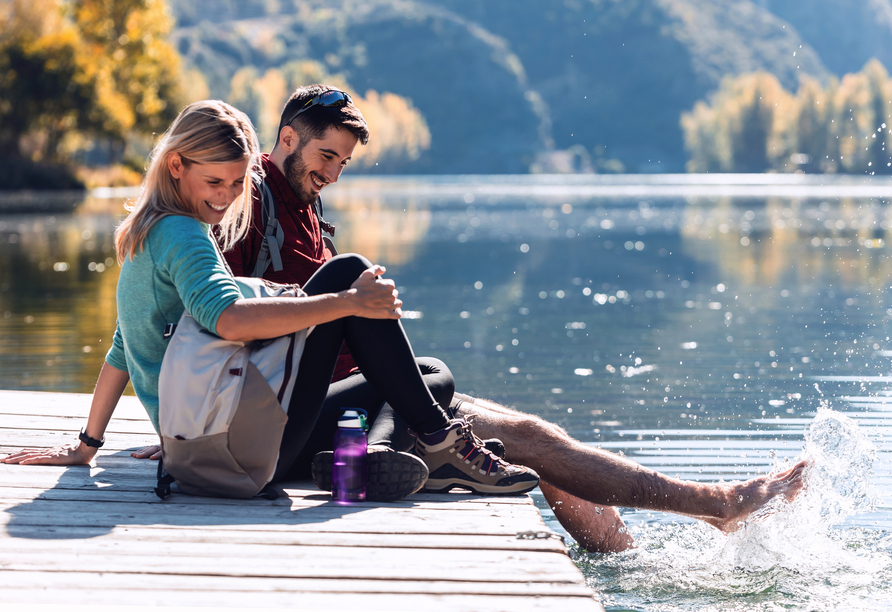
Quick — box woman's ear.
[167,153,184,179]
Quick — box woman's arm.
[215,265,403,342]
[1,363,130,465]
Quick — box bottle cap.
[339,408,368,430]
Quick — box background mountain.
[166,0,890,174]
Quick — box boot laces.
[457,419,507,468]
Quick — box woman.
[2,100,539,499]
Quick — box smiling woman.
[169,155,248,226]
[0,98,538,505]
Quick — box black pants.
[273,254,452,482]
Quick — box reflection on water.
[2,176,892,610]
[0,197,125,393]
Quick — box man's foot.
[311,445,429,502]
[414,419,539,495]
[704,460,809,533]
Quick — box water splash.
[579,407,889,611]
[721,407,879,575]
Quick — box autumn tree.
[0,0,183,170]
[681,72,792,172]
[682,61,892,174]
[227,59,431,170]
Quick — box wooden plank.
[2,587,602,612]
[0,390,147,420]
[0,544,582,583]
[0,570,595,597]
[0,413,157,435]
[0,503,546,535]
[1,430,158,450]
[0,523,568,552]
[0,483,540,512]
[0,389,602,611]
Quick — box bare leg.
[540,481,635,553]
[458,398,807,535]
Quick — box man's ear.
[278,125,301,154]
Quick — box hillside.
[759,0,892,77]
[166,0,886,173]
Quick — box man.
[228,84,808,552]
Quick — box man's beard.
[282,147,315,206]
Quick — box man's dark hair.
[275,84,370,149]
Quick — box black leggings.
[279,357,455,481]
[273,254,451,482]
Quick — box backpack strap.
[314,194,336,237]
[154,458,176,500]
[251,180,338,278]
[251,181,285,278]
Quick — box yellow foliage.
[350,90,431,170]
[227,59,431,168]
[0,0,184,164]
[682,61,892,174]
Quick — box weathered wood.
[3,584,600,612]
[0,390,602,611]
[0,413,157,435]
[2,523,569,552]
[0,570,595,597]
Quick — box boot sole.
[423,477,539,496]
[312,448,429,502]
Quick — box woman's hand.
[348,265,403,319]
[2,442,97,466]
[131,444,162,460]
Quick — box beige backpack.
[155,277,308,499]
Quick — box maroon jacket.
[223,154,357,381]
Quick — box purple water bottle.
[332,408,368,503]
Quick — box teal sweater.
[105,215,243,432]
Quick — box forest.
[3,0,892,187]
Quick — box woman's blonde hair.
[115,100,261,263]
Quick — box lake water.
[1,174,891,611]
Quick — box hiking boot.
[482,438,506,458]
[414,419,539,495]
[311,445,429,502]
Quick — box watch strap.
[78,428,105,448]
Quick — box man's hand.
[2,443,97,466]
[348,265,403,319]
[131,445,162,460]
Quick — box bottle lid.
[339,408,368,430]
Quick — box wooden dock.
[0,390,603,611]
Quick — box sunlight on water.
[4,178,892,610]
[579,408,889,611]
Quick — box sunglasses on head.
[283,90,353,128]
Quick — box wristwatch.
[78,428,105,448]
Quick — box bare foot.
[701,460,809,533]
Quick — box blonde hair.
[115,100,261,264]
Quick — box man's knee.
[307,253,373,294]
[324,253,372,278]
